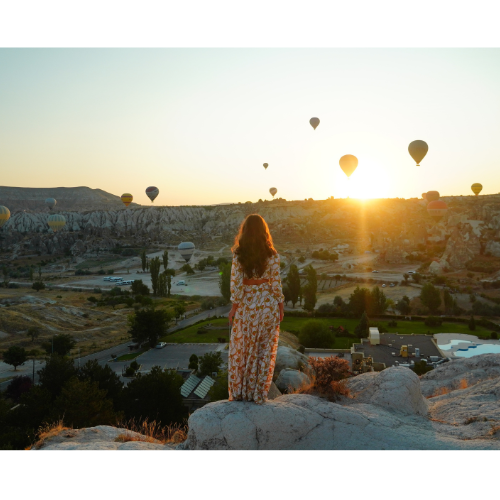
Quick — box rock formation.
[275,368,311,392]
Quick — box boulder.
[274,346,309,379]
[429,260,447,275]
[275,368,311,392]
[441,223,481,269]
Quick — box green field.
[115,349,147,361]
[161,315,493,346]
[162,318,231,343]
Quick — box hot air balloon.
[178,242,195,263]
[263,163,268,170]
[0,206,10,228]
[45,198,56,210]
[426,191,440,203]
[146,186,159,202]
[339,155,358,178]
[47,214,66,232]
[427,200,448,221]
[310,117,320,130]
[422,193,427,200]
[269,187,277,198]
[408,140,428,166]
[121,193,133,207]
[471,183,483,196]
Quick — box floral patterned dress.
[228,252,285,404]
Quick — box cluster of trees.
[282,264,317,312]
[318,286,389,317]
[0,356,188,449]
[311,249,338,261]
[194,255,229,272]
[147,253,176,297]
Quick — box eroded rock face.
[441,223,481,269]
[275,368,311,392]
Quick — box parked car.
[382,284,386,288]
[407,271,415,274]
[390,283,395,287]
[155,342,166,349]
[372,270,379,273]
[177,280,186,285]
[103,277,112,281]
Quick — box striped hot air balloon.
[47,214,66,232]
[471,183,482,196]
[178,242,195,262]
[121,193,133,207]
[427,200,448,221]
[146,186,159,202]
[0,206,10,228]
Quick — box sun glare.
[345,162,391,200]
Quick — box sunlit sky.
[1,48,500,205]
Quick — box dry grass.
[288,371,351,402]
[116,418,188,445]
[458,378,469,390]
[28,419,70,450]
[428,386,450,398]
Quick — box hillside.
[0,186,138,212]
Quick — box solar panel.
[180,375,200,397]
[193,376,216,399]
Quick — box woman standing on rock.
[228,214,285,404]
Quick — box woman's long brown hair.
[231,214,277,278]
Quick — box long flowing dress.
[228,252,285,404]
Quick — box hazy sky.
[1,49,499,205]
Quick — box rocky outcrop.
[275,368,311,392]
[33,425,176,450]
[440,223,481,269]
[274,346,309,379]
[181,362,500,450]
[419,353,500,398]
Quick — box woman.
[228,214,285,404]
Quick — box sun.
[345,162,391,200]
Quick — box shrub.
[424,316,442,327]
[297,345,305,354]
[295,356,351,402]
[388,320,397,327]
[468,315,476,331]
[491,332,498,340]
[298,320,334,348]
[413,360,433,376]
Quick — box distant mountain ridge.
[0,186,139,212]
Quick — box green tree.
[77,359,124,410]
[181,264,195,275]
[174,304,186,322]
[443,290,454,314]
[298,256,305,263]
[208,371,229,402]
[28,266,34,281]
[198,351,224,377]
[420,282,442,313]
[412,273,422,284]
[218,262,231,303]
[468,315,476,331]
[282,284,292,306]
[32,281,45,292]
[140,249,147,272]
[122,366,187,426]
[368,286,388,315]
[3,346,27,371]
[403,273,409,285]
[396,295,411,315]
[298,320,334,348]
[42,334,76,356]
[287,264,301,308]
[188,354,199,371]
[162,250,169,271]
[53,377,119,428]
[131,279,150,296]
[165,269,175,297]
[303,264,317,312]
[38,354,78,400]
[469,293,476,304]
[354,311,370,338]
[27,326,40,343]
[348,286,371,317]
[158,273,167,297]
[128,308,171,348]
[2,265,9,287]
[150,256,161,295]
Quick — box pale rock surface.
[485,240,500,258]
[273,346,309,380]
[429,260,447,275]
[420,353,500,397]
[33,426,176,450]
[441,223,481,269]
[275,368,311,392]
